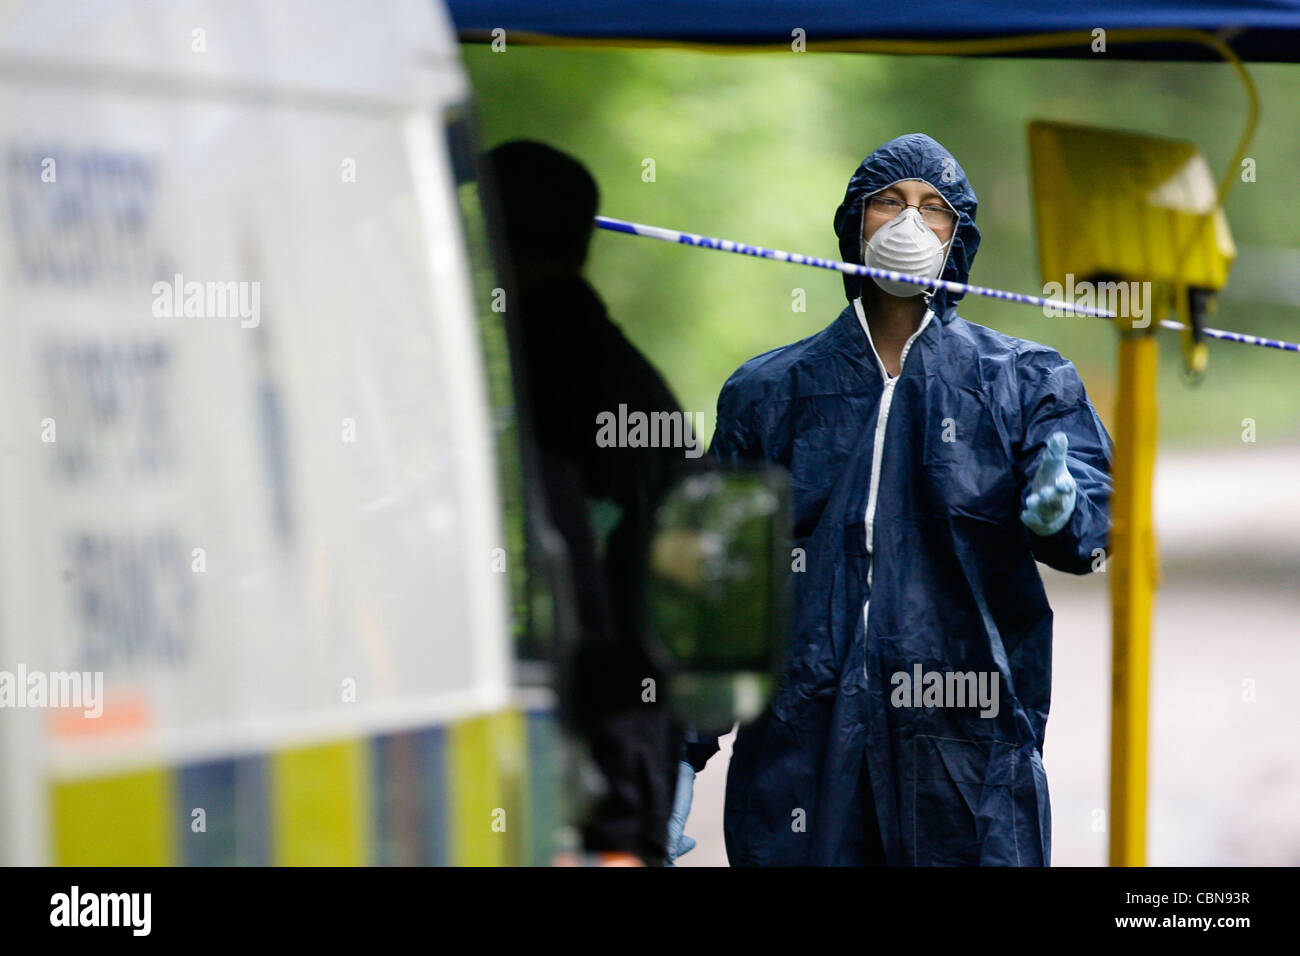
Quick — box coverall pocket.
[910,734,1013,866]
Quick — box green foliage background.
[464,46,1300,448]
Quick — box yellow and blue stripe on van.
[49,706,561,866]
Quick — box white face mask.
[860,205,953,298]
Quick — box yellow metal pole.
[1107,298,1163,866]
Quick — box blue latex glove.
[666,761,697,865]
[1020,430,1078,536]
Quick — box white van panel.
[0,1,508,862]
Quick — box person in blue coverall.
[669,133,1114,866]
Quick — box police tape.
[595,215,1300,354]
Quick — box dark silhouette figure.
[485,140,689,864]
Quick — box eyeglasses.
[867,195,957,230]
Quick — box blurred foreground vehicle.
[0,0,784,865]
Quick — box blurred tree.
[464,46,1300,448]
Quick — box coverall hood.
[833,133,981,319]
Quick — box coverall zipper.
[854,299,933,673]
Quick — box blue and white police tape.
[594,215,1300,354]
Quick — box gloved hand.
[665,761,697,865]
[1020,430,1077,536]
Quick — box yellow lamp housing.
[1028,120,1236,297]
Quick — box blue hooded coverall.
[699,134,1114,866]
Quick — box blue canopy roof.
[448,1,1300,62]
